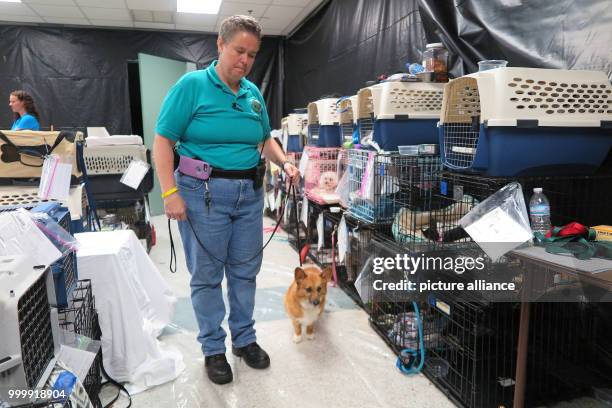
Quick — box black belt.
[211,167,257,180]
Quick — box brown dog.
[284,265,332,343]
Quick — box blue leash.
[396,301,425,375]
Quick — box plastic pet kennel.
[0,185,90,233]
[0,257,56,400]
[0,130,84,184]
[307,98,342,147]
[283,113,308,152]
[357,81,445,151]
[439,68,612,176]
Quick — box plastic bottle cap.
[426,43,444,49]
[533,187,543,193]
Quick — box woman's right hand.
[164,193,187,221]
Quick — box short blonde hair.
[219,15,262,42]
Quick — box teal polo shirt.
[155,60,271,170]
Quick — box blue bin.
[440,123,612,176]
[317,125,342,147]
[287,134,302,152]
[373,119,439,151]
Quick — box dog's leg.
[306,324,315,340]
[292,319,303,343]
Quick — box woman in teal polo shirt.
[9,90,40,131]
[153,15,300,385]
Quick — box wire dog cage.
[347,150,442,224]
[391,170,612,252]
[303,146,342,205]
[58,279,102,407]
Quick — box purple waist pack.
[178,155,212,180]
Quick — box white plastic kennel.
[307,98,341,126]
[0,257,56,397]
[440,67,612,127]
[439,68,612,175]
[359,81,445,120]
[83,144,148,175]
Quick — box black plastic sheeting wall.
[284,0,427,114]
[0,26,283,134]
[418,0,612,78]
[284,0,612,114]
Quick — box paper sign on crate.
[120,160,150,190]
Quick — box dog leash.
[168,180,303,271]
[290,183,303,267]
[330,224,338,286]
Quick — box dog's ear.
[321,266,333,282]
[294,267,306,283]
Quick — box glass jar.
[422,43,448,82]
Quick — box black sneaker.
[205,354,233,384]
[232,342,270,369]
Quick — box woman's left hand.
[283,162,301,186]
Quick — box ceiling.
[0,0,325,36]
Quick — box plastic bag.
[335,169,350,208]
[354,255,375,304]
[459,182,532,262]
[38,154,72,200]
[29,211,80,255]
[360,151,376,201]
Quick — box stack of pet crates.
[412,67,612,408]
[83,134,154,251]
[295,145,345,277]
[337,81,448,305]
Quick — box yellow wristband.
[161,187,178,199]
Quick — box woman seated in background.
[9,90,40,131]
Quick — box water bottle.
[529,187,551,235]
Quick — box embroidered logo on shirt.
[250,99,262,114]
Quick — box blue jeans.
[176,171,264,356]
